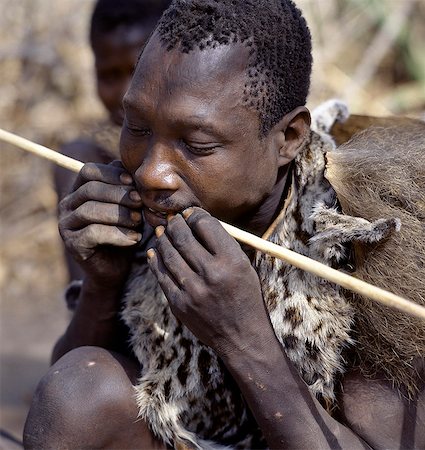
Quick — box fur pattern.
[325,117,425,396]
[121,105,403,447]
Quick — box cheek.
[97,83,113,107]
[192,157,272,215]
[230,150,277,191]
[119,134,142,172]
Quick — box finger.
[155,226,196,290]
[64,224,141,260]
[72,162,134,192]
[62,201,142,230]
[165,214,211,273]
[147,248,182,306]
[182,207,240,255]
[109,160,125,168]
[61,180,143,211]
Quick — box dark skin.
[32,33,424,449]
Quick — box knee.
[23,346,139,449]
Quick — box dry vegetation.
[0,0,424,442]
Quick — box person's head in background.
[90,0,172,126]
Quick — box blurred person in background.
[54,0,171,283]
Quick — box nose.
[133,142,181,193]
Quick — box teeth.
[148,207,167,218]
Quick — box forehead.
[125,32,251,113]
[92,25,152,60]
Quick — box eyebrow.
[123,97,229,141]
[178,116,226,139]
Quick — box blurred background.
[0,0,424,446]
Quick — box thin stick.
[0,129,84,172]
[2,128,425,321]
[222,223,425,321]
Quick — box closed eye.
[124,119,151,137]
[181,140,221,155]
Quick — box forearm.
[52,276,126,363]
[221,332,371,450]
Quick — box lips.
[142,198,196,227]
[147,207,168,219]
[142,204,177,227]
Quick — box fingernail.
[182,207,194,219]
[167,213,176,221]
[130,211,142,222]
[155,225,165,237]
[147,248,155,259]
[129,190,142,201]
[120,172,133,185]
[128,231,142,241]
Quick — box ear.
[270,106,311,167]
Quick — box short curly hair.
[90,0,172,45]
[156,0,312,134]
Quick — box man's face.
[121,33,282,229]
[92,24,154,126]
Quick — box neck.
[236,164,291,239]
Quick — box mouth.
[143,205,177,227]
[147,207,168,219]
[142,198,198,227]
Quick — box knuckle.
[58,223,68,243]
[82,162,98,175]
[207,264,227,284]
[73,204,87,222]
[80,180,100,200]
[79,163,95,181]
[75,201,98,223]
[58,197,69,215]
[62,233,83,259]
[197,214,218,231]
[58,219,67,237]
[189,280,205,299]
[85,223,101,240]
[234,252,251,268]
[78,181,91,198]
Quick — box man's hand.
[58,161,143,286]
[147,207,270,356]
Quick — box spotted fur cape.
[119,101,425,449]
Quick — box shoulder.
[339,363,425,449]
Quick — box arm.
[53,161,143,363]
[51,276,127,363]
[148,208,407,449]
[220,327,371,449]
